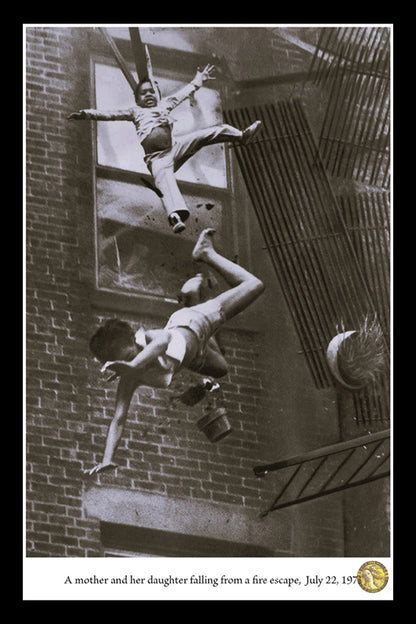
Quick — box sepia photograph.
[24,23,392,600]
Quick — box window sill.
[89,288,263,334]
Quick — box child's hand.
[193,64,216,87]
[83,462,118,475]
[67,111,86,120]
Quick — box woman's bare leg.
[179,272,226,360]
[198,343,229,378]
[178,273,208,307]
[192,228,264,321]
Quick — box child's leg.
[192,228,264,321]
[172,121,261,173]
[149,122,261,232]
[151,158,189,218]
[172,124,242,172]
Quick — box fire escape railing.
[254,429,390,516]
[224,99,382,389]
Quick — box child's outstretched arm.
[194,64,216,85]
[164,64,216,111]
[68,108,133,121]
[84,374,137,475]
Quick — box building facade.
[25,26,389,558]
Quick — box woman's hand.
[67,111,86,120]
[83,462,118,476]
[101,360,134,378]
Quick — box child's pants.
[144,123,243,220]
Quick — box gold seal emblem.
[357,561,389,593]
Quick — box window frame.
[88,46,238,317]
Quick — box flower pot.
[326,330,365,390]
[197,407,232,443]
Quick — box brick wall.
[26,26,95,556]
[84,323,271,502]
[25,26,345,558]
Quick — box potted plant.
[326,316,385,390]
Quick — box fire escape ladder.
[254,429,390,516]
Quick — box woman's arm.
[101,331,171,377]
[84,375,137,475]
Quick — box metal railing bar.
[265,471,390,513]
[253,430,389,477]
[296,456,328,497]
[345,439,385,484]
[318,448,356,492]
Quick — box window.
[91,53,233,304]
[100,522,273,557]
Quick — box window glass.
[93,60,230,299]
[96,178,224,298]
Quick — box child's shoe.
[241,120,262,145]
[168,212,186,233]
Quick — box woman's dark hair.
[134,76,161,103]
[89,319,136,363]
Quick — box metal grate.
[307,27,390,188]
[340,192,390,341]
[339,192,390,423]
[225,99,381,389]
